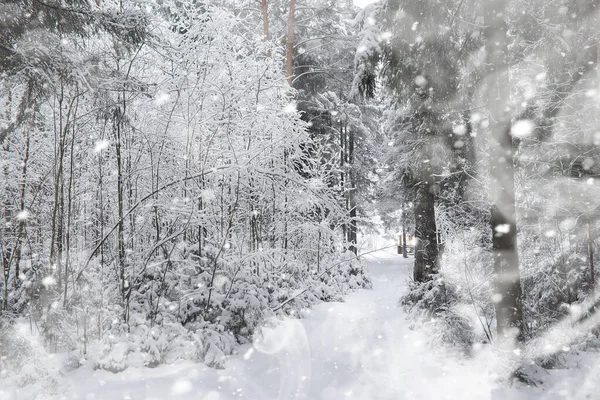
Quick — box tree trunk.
[588,216,595,297]
[402,202,408,258]
[114,104,127,323]
[286,0,296,85]
[484,0,524,343]
[14,84,33,289]
[64,89,79,307]
[413,183,438,282]
[348,122,357,255]
[261,0,270,43]
[50,80,66,287]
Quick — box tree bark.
[402,202,408,258]
[413,183,438,282]
[50,79,66,287]
[261,0,270,44]
[588,216,595,297]
[348,121,357,255]
[114,102,127,322]
[286,0,296,85]
[14,84,33,289]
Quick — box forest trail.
[63,248,585,400]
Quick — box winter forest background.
[2,0,600,398]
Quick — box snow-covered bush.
[401,277,476,355]
[0,319,68,398]
[400,228,495,355]
[93,252,370,371]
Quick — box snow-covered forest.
[2,0,600,398]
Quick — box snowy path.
[62,249,597,400]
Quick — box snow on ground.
[4,248,600,400]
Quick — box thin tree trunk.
[402,202,408,258]
[340,119,347,244]
[317,230,321,273]
[348,123,357,255]
[50,79,66,287]
[286,0,296,85]
[115,103,127,322]
[588,216,595,297]
[205,173,240,316]
[14,84,33,287]
[261,0,271,53]
[64,89,79,307]
[1,87,12,311]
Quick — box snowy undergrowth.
[400,230,492,356]
[1,253,371,400]
[400,229,600,390]
[0,317,70,399]
[94,252,371,372]
[400,277,477,355]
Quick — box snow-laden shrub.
[93,250,370,371]
[0,318,31,378]
[520,230,593,338]
[402,277,458,313]
[401,277,476,355]
[268,252,371,315]
[94,317,236,371]
[0,319,68,398]
[399,227,496,355]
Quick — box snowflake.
[511,120,534,139]
[94,139,110,153]
[284,103,296,114]
[154,92,170,106]
[42,276,57,288]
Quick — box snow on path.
[54,249,598,399]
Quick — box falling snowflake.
[414,75,427,87]
[284,103,297,114]
[452,124,466,135]
[94,139,110,153]
[545,230,556,238]
[494,224,510,234]
[171,379,193,395]
[510,120,535,139]
[243,348,254,360]
[154,92,170,106]
[42,276,57,289]
[356,45,368,54]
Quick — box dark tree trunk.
[14,84,33,290]
[413,183,438,282]
[348,122,357,255]
[588,216,595,297]
[402,202,408,258]
[484,0,524,342]
[114,103,127,323]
